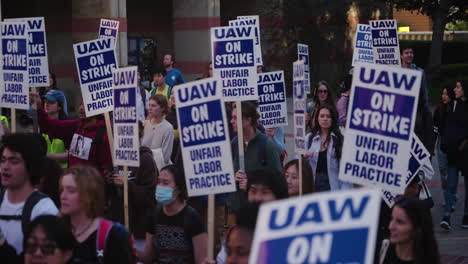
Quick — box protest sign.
[211,25,257,101]
[98,19,119,47]
[382,133,430,206]
[352,24,374,66]
[0,22,29,110]
[112,66,139,167]
[297,43,310,94]
[293,60,306,155]
[73,37,118,117]
[370,20,400,66]
[229,15,262,66]
[258,71,288,128]
[250,188,381,264]
[5,17,49,87]
[175,77,236,197]
[339,62,421,194]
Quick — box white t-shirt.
[0,190,59,254]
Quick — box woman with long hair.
[59,166,133,263]
[141,94,174,165]
[440,80,468,229]
[307,81,337,131]
[304,104,351,191]
[283,159,315,196]
[433,86,455,203]
[137,165,207,264]
[380,198,440,264]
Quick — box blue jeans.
[436,136,448,188]
[444,166,459,215]
[444,165,468,215]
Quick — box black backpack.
[0,189,48,235]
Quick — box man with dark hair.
[400,46,429,107]
[228,101,282,221]
[247,168,289,203]
[400,46,435,156]
[163,53,186,87]
[0,133,58,260]
[150,66,171,99]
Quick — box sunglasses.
[25,240,57,256]
[318,90,328,94]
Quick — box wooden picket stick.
[207,194,215,260]
[236,101,245,171]
[11,109,16,133]
[104,112,114,164]
[299,157,303,196]
[123,165,129,229]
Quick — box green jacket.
[228,130,282,213]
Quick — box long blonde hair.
[60,166,105,218]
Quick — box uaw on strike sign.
[339,62,421,194]
[73,38,117,117]
[5,17,50,87]
[175,77,236,197]
[1,22,29,110]
[211,25,257,101]
[250,189,381,264]
[113,66,140,167]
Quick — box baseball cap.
[44,90,68,115]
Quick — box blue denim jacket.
[304,132,352,191]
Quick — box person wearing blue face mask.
[137,165,207,264]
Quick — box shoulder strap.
[22,191,47,235]
[0,189,21,221]
[96,218,113,263]
[257,135,268,166]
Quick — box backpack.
[96,218,137,264]
[0,189,47,236]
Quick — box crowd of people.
[0,46,466,264]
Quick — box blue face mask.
[155,186,175,205]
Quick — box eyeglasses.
[25,240,57,256]
[318,90,328,94]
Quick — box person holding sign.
[141,95,174,165]
[304,104,351,191]
[138,165,207,264]
[379,198,440,264]
[228,102,281,217]
[32,95,112,178]
[42,90,69,168]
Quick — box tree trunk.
[427,0,449,99]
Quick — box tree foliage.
[391,0,468,23]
